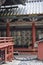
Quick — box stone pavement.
[2,55,43,65]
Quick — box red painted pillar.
[5,48,7,62]
[38,41,43,60]
[32,22,36,48]
[12,45,14,60]
[6,22,10,37]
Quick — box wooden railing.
[0,37,14,62]
[0,37,13,48]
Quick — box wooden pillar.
[5,48,7,62]
[8,46,12,61]
[6,20,10,37]
[12,45,14,60]
[32,22,36,48]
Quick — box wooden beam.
[0,21,43,27]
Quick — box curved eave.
[2,0,26,6]
[0,14,43,19]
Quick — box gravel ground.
[2,55,43,65]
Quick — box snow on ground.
[2,55,43,65]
